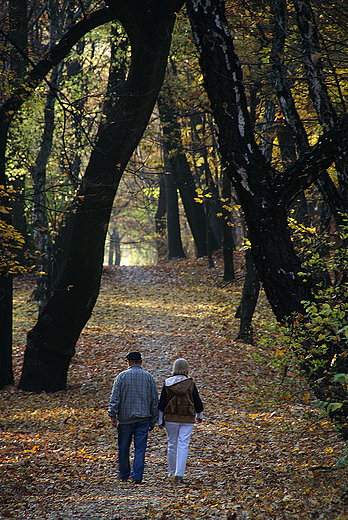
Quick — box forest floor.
[1,254,348,520]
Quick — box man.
[108,351,158,484]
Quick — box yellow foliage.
[0,187,30,275]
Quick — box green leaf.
[334,373,348,383]
[333,456,347,469]
[326,402,343,413]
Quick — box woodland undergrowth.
[1,253,348,519]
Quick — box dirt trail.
[2,261,348,520]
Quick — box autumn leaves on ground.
[1,257,348,520]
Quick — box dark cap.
[126,351,142,361]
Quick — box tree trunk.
[18,0,184,392]
[189,112,222,251]
[234,98,274,328]
[0,117,13,390]
[187,0,348,322]
[235,247,260,343]
[31,63,63,315]
[0,0,28,389]
[0,276,13,389]
[158,92,209,258]
[155,174,167,262]
[108,227,121,266]
[164,166,186,260]
[222,172,235,281]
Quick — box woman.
[158,358,203,483]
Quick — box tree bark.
[18,0,184,392]
[234,97,275,329]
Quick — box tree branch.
[0,8,115,126]
[276,113,348,207]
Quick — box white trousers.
[165,422,194,477]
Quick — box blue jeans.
[117,419,150,481]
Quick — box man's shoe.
[175,476,184,484]
[132,478,142,484]
[120,477,128,482]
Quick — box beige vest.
[164,378,195,423]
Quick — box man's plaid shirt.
[108,365,158,426]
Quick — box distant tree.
[163,145,186,260]
[158,66,218,259]
[108,226,121,266]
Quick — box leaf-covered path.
[2,259,348,519]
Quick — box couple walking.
[108,351,203,484]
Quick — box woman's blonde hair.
[172,358,189,376]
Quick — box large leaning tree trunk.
[187,0,348,322]
[0,8,114,390]
[18,0,184,392]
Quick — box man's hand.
[110,417,118,428]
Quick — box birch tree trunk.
[186,0,348,322]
